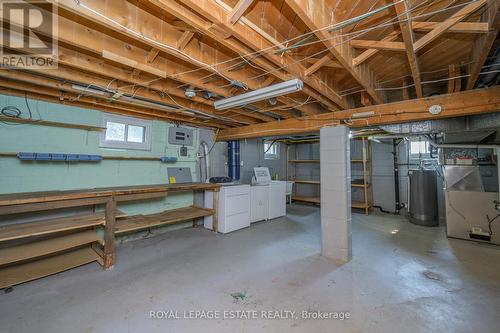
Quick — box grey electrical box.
[180,146,188,157]
[168,127,193,146]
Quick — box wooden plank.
[304,55,331,76]
[104,198,116,268]
[414,0,487,52]
[0,214,105,243]
[292,196,320,204]
[0,116,105,132]
[283,0,384,104]
[352,31,401,66]
[228,0,254,24]
[216,86,500,140]
[394,0,423,98]
[412,21,490,33]
[0,231,102,266]
[293,180,320,185]
[175,0,346,109]
[350,40,406,51]
[466,0,500,89]
[0,197,110,215]
[102,50,167,78]
[0,247,99,289]
[289,159,320,163]
[0,183,221,207]
[177,31,195,50]
[115,206,214,234]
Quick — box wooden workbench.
[0,183,220,289]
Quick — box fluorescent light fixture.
[214,79,304,110]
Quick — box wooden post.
[193,190,202,228]
[104,196,116,269]
[212,189,219,233]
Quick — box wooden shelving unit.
[0,183,221,289]
[351,138,373,215]
[0,247,100,289]
[115,206,214,235]
[286,140,321,205]
[0,214,105,289]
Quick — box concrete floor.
[1,205,500,333]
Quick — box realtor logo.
[0,0,58,68]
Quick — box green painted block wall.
[0,94,201,216]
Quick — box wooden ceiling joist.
[284,0,386,104]
[466,0,500,90]
[414,0,487,52]
[217,86,500,141]
[143,0,331,115]
[228,0,255,24]
[393,0,423,98]
[350,40,406,51]
[172,0,347,110]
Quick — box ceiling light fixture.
[214,79,304,110]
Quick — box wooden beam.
[146,48,160,63]
[172,0,347,109]
[352,30,401,66]
[217,87,500,140]
[466,0,500,89]
[228,0,254,24]
[177,31,195,50]
[448,65,457,94]
[350,40,406,51]
[402,78,410,100]
[414,0,487,52]
[361,92,372,107]
[304,57,344,69]
[412,21,490,33]
[284,0,385,104]
[102,50,167,78]
[394,0,423,98]
[304,55,331,76]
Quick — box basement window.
[264,140,280,160]
[100,114,152,150]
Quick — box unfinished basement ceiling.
[0,0,498,131]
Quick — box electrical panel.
[168,127,193,146]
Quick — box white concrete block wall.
[320,126,352,263]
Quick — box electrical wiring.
[95,0,451,97]
[101,0,442,93]
[73,0,234,85]
[68,0,488,115]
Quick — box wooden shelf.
[292,196,321,204]
[0,247,100,289]
[0,214,105,243]
[352,201,372,209]
[115,206,214,235]
[289,159,320,163]
[351,183,371,188]
[294,180,320,185]
[0,231,102,266]
[351,159,370,163]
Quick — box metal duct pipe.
[426,136,500,149]
[199,141,210,183]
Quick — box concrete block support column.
[320,126,352,263]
